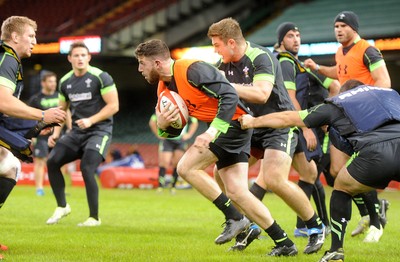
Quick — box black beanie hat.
[276,22,299,44]
[334,11,359,32]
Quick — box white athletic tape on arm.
[0,150,21,181]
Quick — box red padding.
[99,167,159,188]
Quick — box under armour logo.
[227,71,234,76]
[185,99,196,114]
[338,65,348,75]
[339,13,346,19]
[67,84,72,89]
[280,142,287,147]
[85,78,92,88]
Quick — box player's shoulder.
[0,52,19,71]
[246,42,276,65]
[87,65,105,76]
[88,66,114,82]
[59,70,74,85]
[247,42,272,56]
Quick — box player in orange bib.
[304,11,391,243]
[135,39,298,256]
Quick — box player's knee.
[299,171,318,184]
[46,155,58,171]
[263,175,281,190]
[176,161,188,179]
[254,175,267,189]
[0,150,21,181]
[225,187,245,203]
[46,150,66,171]
[329,165,340,178]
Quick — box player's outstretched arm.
[239,111,305,130]
[0,85,65,123]
[304,58,338,79]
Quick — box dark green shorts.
[250,127,298,159]
[209,120,252,169]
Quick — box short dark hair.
[68,41,89,55]
[40,71,57,82]
[340,79,365,93]
[134,39,170,60]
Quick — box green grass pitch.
[1,185,399,261]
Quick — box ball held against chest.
[158,90,189,130]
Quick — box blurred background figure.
[28,71,60,196]
[96,144,145,175]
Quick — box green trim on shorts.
[322,133,329,154]
[286,127,296,155]
[346,151,359,167]
[99,135,110,155]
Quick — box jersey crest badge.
[243,66,249,78]
[85,78,92,88]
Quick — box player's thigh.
[34,157,47,169]
[158,139,176,166]
[159,151,173,167]
[292,152,318,182]
[248,155,259,167]
[33,136,50,158]
[330,144,349,177]
[84,133,112,159]
[334,167,374,195]
[177,146,216,175]
[219,162,249,194]
[262,148,292,181]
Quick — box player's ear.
[227,38,236,48]
[11,31,19,43]
[154,60,161,69]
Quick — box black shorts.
[347,138,400,189]
[295,128,323,162]
[33,135,50,158]
[57,129,112,159]
[209,120,252,169]
[159,139,186,152]
[250,127,298,159]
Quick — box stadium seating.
[0,0,170,42]
[247,0,400,46]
